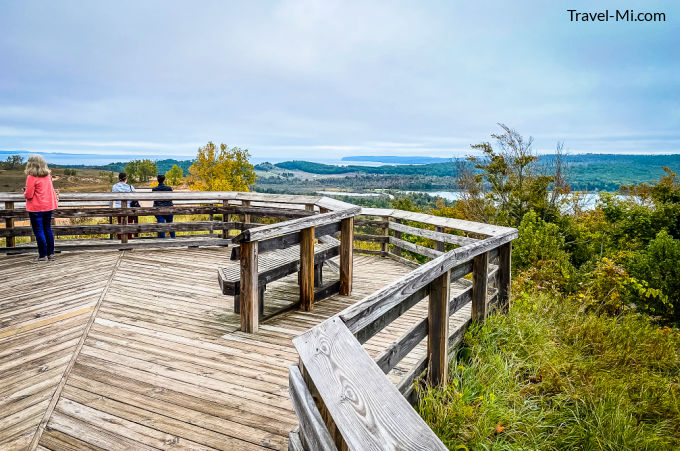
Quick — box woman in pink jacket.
[23,155,58,262]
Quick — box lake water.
[317,189,608,211]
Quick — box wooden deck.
[0,246,471,450]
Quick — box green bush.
[626,230,680,323]
[417,294,680,450]
[514,210,571,272]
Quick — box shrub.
[626,230,680,323]
[417,294,680,450]
[575,257,666,317]
[514,211,571,271]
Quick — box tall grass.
[417,294,680,450]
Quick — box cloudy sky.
[1,0,678,163]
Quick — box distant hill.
[59,158,195,174]
[274,154,680,191]
[341,156,454,164]
[274,160,459,177]
[10,152,679,192]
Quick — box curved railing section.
[289,208,518,450]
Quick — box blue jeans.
[155,215,175,238]
[29,211,55,258]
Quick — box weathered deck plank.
[0,248,472,450]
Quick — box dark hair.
[157,174,166,184]
[118,172,127,181]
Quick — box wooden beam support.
[434,226,445,252]
[239,240,259,333]
[471,251,489,322]
[242,200,251,225]
[381,216,389,255]
[300,227,315,311]
[339,217,353,296]
[221,200,229,238]
[119,202,128,244]
[391,218,402,257]
[498,242,512,312]
[428,270,450,386]
[5,201,14,248]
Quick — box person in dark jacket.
[152,174,175,238]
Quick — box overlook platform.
[0,246,471,450]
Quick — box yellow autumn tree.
[188,142,256,191]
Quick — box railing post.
[240,240,259,333]
[391,218,402,257]
[5,201,15,248]
[428,269,450,386]
[221,200,229,239]
[498,242,512,311]
[471,251,489,321]
[119,201,128,244]
[242,200,251,226]
[435,226,445,253]
[300,226,315,311]
[340,217,354,295]
[381,216,389,255]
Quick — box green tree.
[124,159,158,183]
[0,154,24,169]
[124,160,140,183]
[188,142,256,191]
[165,164,183,186]
[137,159,157,182]
[460,124,569,226]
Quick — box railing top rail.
[232,206,360,243]
[359,207,515,237]
[339,228,517,335]
[0,191,325,204]
[292,317,447,451]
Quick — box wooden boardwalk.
[0,246,471,450]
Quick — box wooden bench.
[217,240,339,315]
[229,206,358,333]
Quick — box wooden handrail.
[292,317,447,451]
[0,193,358,251]
[232,206,361,244]
[340,229,517,336]
[290,210,518,450]
[360,207,515,237]
[0,191,324,204]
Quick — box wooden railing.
[289,209,517,450]
[231,205,360,333]
[0,192,354,253]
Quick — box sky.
[1,0,679,164]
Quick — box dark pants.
[29,211,55,258]
[155,215,175,238]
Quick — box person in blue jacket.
[152,174,175,238]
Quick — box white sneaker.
[32,257,48,263]
[47,254,55,262]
